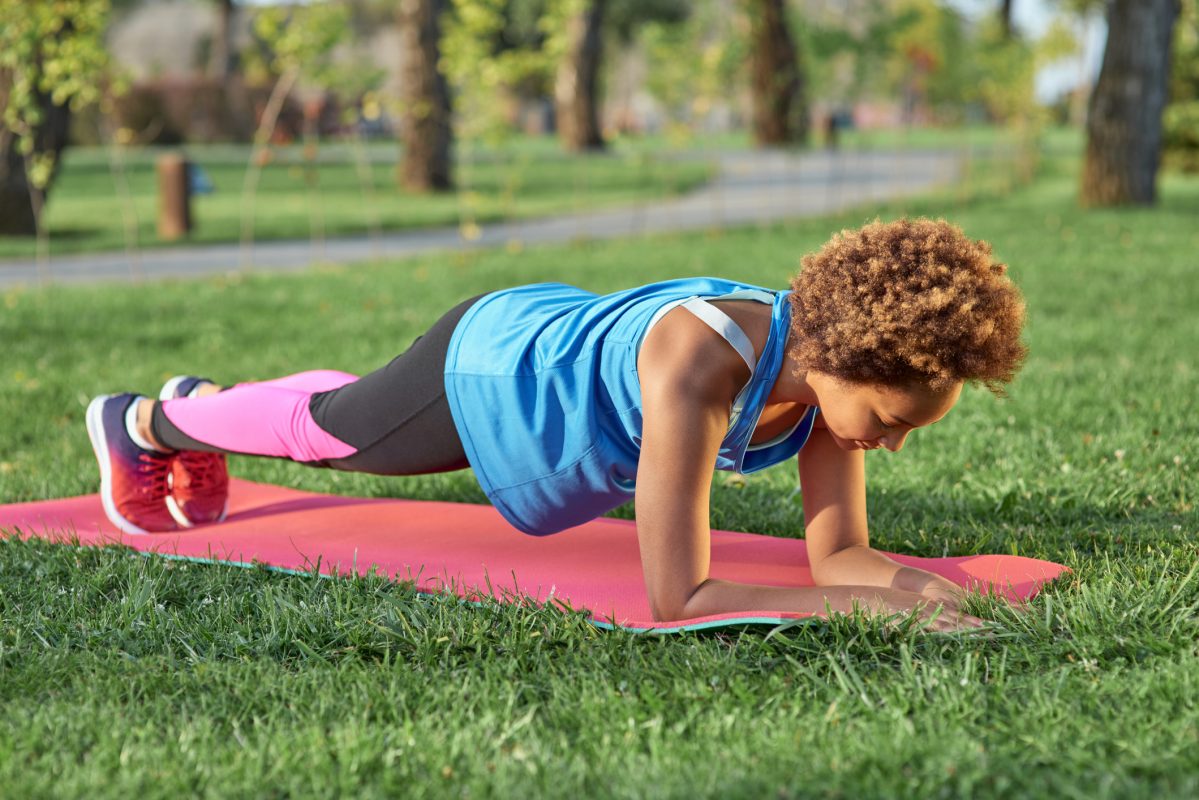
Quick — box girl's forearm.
[811,544,943,594]
[679,577,928,622]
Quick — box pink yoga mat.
[0,479,1069,633]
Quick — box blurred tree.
[554,0,690,151]
[0,0,110,237]
[555,0,608,150]
[1080,0,1181,206]
[999,0,1015,39]
[742,0,807,146]
[399,0,454,191]
[210,0,238,81]
[344,0,402,32]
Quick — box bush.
[111,78,314,144]
[1163,100,1199,173]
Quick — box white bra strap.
[680,297,757,373]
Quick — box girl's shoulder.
[638,299,768,403]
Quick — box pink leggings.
[149,293,481,475]
[158,370,360,462]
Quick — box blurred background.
[1,0,1195,281]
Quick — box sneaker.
[159,375,229,527]
[159,375,213,402]
[85,393,179,535]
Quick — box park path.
[0,148,960,289]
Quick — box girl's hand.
[879,588,985,633]
[889,565,970,611]
[917,574,969,611]
[830,586,987,633]
[916,604,988,634]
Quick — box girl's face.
[805,372,962,452]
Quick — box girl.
[86,218,1026,632]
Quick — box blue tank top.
[443,277,820,535]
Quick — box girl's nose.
[883,430,910,452]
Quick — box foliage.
[440,0,693,144]
[639,1,745,132]
[1171,0,1199,102]
[884,0,973,118]
[245,1,350,90]
[1163,101,1199,171]
[1049,0,1108,15]
[972,24,1030,124]
[441,0,577,145]
[606,0,689,44]
[772,0,1079,132]
[968,9,1080,135]
[1165,0,1199,171]
[779,0,975,115]
[797,1,920,105]
[0,0,111,191]
[235,3,353,253]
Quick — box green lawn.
[1,145,1197,797]
[0,136,713,260]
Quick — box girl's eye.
[876,416,894,430]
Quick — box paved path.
[0,148,960,289]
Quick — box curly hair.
[788,218,1027,395]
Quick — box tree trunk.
[209,0,236,81]
[554,0,607,152]
[746,0,808,147]
[999,0,1014,40]
[398,0,453,192]
[0,85,70,237]
[1080,0,1181,206]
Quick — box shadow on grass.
[0,227,98,244]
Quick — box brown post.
[157,153,192,240]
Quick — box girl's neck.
[768,350,819,407]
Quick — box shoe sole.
[167,496,229,527]
[85,395,152,536]
[166,489,229,528]
[159,376,229,527]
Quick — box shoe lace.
[177,450,226,488]
[135,452,172,498]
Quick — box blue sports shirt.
[443,277,819,535]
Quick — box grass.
[2,142,1198,797]
[0,136,713,260]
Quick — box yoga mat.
[0,479,1069,633]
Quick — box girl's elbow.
[654,579,712,622]
[650,597,685,623]
[809,564,834,587]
